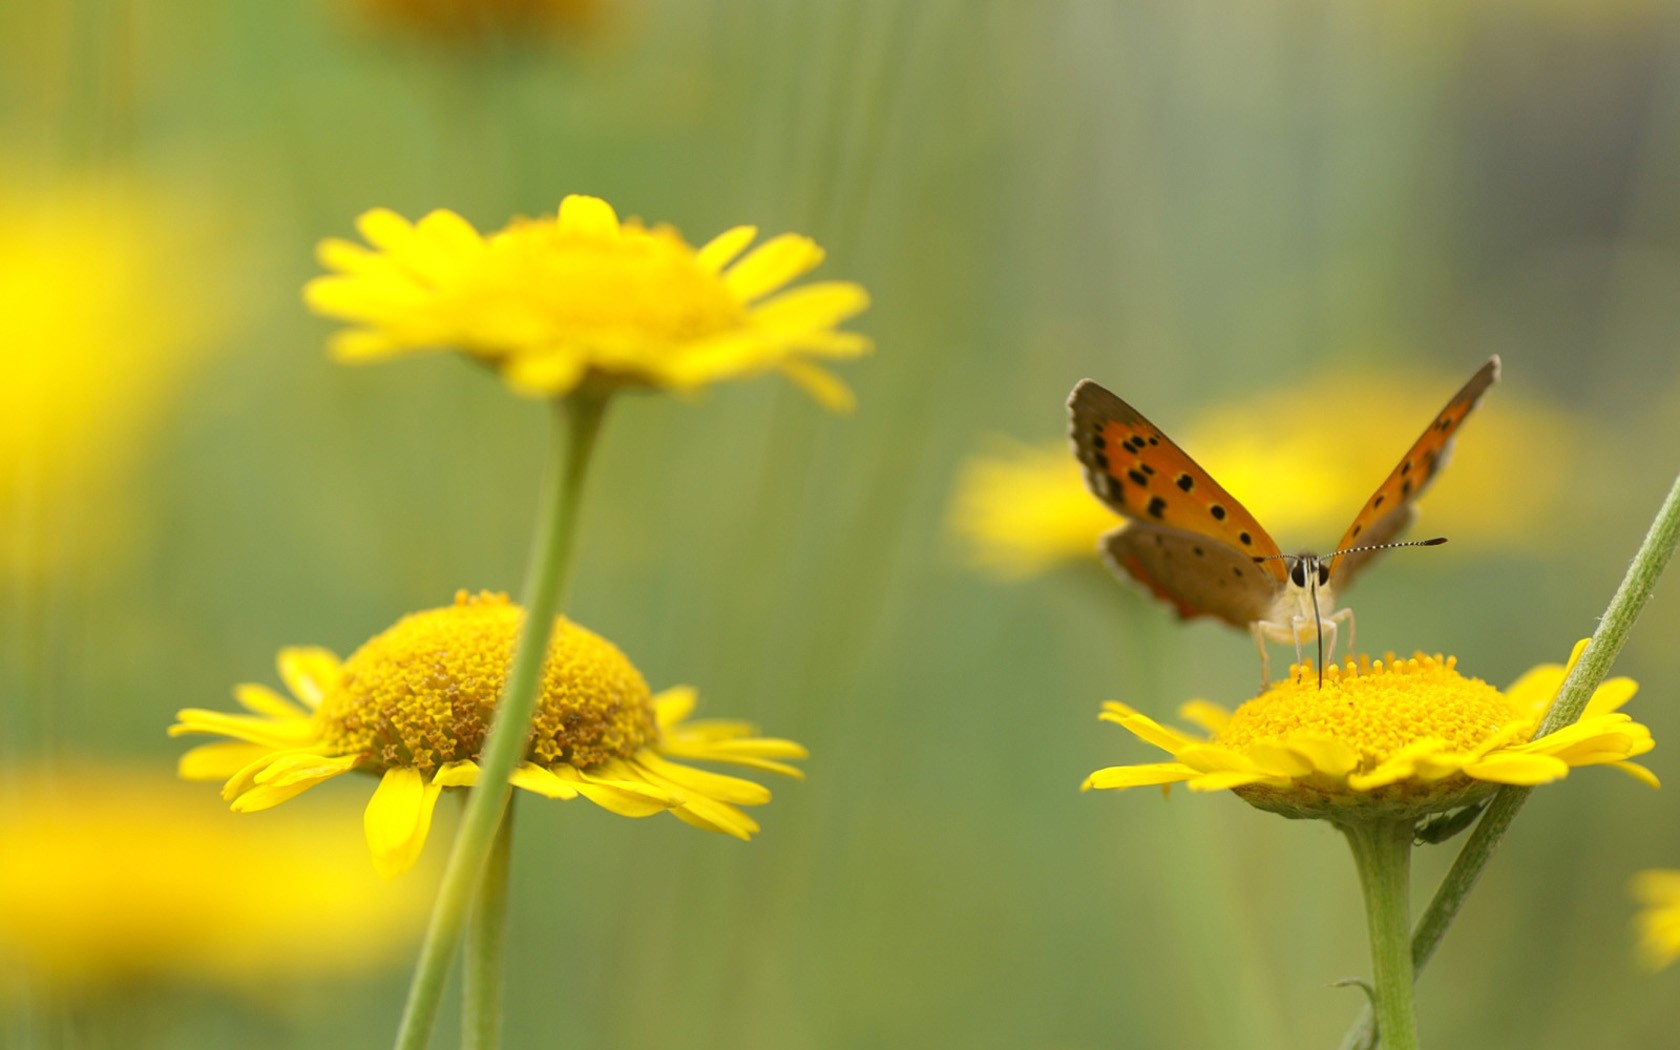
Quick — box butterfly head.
[1286,554,1331,592]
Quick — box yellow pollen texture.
[1218,654,1518,764]
[472,222,745,349]
[316,591,657,774]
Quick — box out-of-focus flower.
[171,591,807,878]
[0,173,227,581]
[0,762,426,998]
[305,195,870,410]
[1632,869,1680,971]
[1084,640,1654,823]
[950,368,1579,579]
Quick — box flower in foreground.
[950,368,1582,580]
[304,194,871,409]
[0,763,425,998]
[170,591,807,877]
[1083,641,1655,823]
[1632,870,1680,971]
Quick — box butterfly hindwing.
[1327,356,1501,586]
[1069,379,1286,580]
[1103,521,1282,628]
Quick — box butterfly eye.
[1289,562,1308,588]
[1317,564,1330,587]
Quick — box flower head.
[1632,869,1680,971]
[305,195,871,409]
[0,763,425,999]
[170,591,806,877]
[1083,640,1655,823]
[0,173,228,580]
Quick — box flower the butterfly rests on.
[1067,357,1500,682]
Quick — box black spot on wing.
[1127,469,1148,487]
[1210,504,1227,521]
[1176,473,1193,491]
[1147,496,1167,519]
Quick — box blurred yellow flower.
[950,368,1578,578]
[305,195,871,409]
[0,762,425,998]
[0,174,225,580]
[1632,869,1680,971]
[171,591,807,877]
[947,440,1117,579]
[1084,640,1655,823]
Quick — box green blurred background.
[5,1,1680,1047]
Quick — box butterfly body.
[1069,358,1500,682]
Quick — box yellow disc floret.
[316,591,657,776]
[1222,655,1516,820]
[1223,656,1512,756]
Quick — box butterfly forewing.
[1103,521,1280,628]
[1327,356,1501,585]
[1068,379,1287,580]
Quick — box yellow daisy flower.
[0,173,227,581]
[950,368,1579,579]
[170,591,807,878]
[304,194,871,409]
[0,763,425,998]
[1632,869,1680,971]
[1083,640,1655,822]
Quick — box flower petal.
[363,768,442,879]
[556,195,620,238]
[277,647,342,710]
[723,233,825,302]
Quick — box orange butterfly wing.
[1068,379,1286,581]
[1328,356,1502,585]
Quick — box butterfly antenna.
[1331,536,1448,558]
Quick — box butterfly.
[1067,357,1501,684]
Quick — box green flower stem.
[463,796,516,1050]
[1341,819,1420,1050]
[1340,468,1680,1050]
[394,390,612,1050]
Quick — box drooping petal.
[363,768,443,879]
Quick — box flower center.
[1220,654,1521,762]
[458,221,746,355]
[316,591,658,775]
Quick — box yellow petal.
[695,225,758,273]
[723,233,824,302]
[1463,752,1571,785]
[177,741,270,781]
[277,647,342,709]
[364,768,442,879]
[233,684,309,720]
[1082,763,1197,790]
[556,195,620,238]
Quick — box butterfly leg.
[1320,608,1355,667]
[1251,622,1273,687]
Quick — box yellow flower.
[950,367,1579,579]
[1632,869,1680,971]
[170,591,807,878]
[0,763,425,998]
[1083,640,1655,823]
[304,195,871,409]
[0,173,226,580]
[946,439,1118,579]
